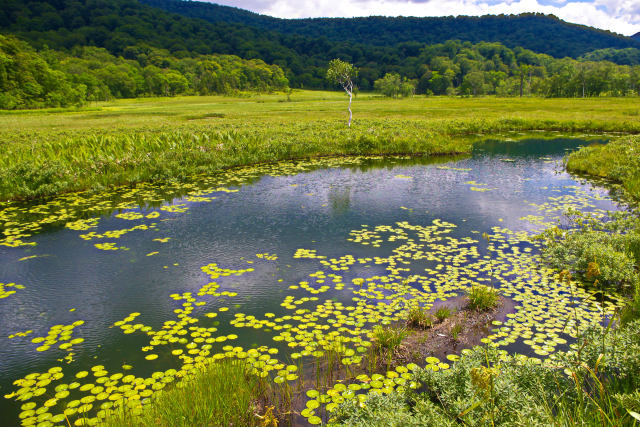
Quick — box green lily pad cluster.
[29,321,86,354]
[4,259,280,426]
[0,282,25,299]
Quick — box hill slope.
[141,0,640,58]
[0,0,404,88]
[579,47,640,65]
[0,0,638,95]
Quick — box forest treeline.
[2,0,640,89]
[0,34,288,109]
[399,41,640,97]
[3,29,640,109]
[1,0,640,108]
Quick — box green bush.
[332,392,454,426]
[621,289,640,324]
[541,213,640,292]
[558,319,640,391]
[334,320,640,426]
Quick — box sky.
[203,0,640,36]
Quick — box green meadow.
[1,91,640,201]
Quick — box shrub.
[331,392,453,426]
[541,211,640,292]
[334,320,640,426]
[621,288,640,324]
[544,231,638,290]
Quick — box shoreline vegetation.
[2,92,640,201]
[99,289,512,427]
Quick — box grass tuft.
[100,358,260,427]
[407,306,434,329]
[467,286,500,311]
[372,325,408,352]
[435,307,452,322]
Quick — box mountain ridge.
[142,0,640,58]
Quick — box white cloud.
[210,0,640,36]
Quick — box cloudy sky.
[203,0,639,36]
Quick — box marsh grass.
[467,286,500,311]
[567,135,640,201]
[406,306,434,329]
[372,325,408,352]
[100,358,261,427]
[2,93,640,200]
[450,323,463,340]
[435,307,452,322]
[371,325,409,370]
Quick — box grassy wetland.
[1,91,640,200]
[1,92,640,426]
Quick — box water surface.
[0,137,624,425]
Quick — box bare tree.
[326,59,358,127]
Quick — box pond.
[0,136,626,426]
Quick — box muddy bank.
[392,295,517,366]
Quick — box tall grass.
[434,307,452,322]
[371,325,408,370]
[467,286,500,311]
[406,305,434,329]
[100,359,260,427]
[567,135,640,199]
[372,325,408,352]
[2,93,640,201]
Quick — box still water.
[0,137,623,425]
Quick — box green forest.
[0,34,288,109]
[1,0,640,108]
[142,0,640,58]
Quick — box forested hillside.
[142,0,640,58]
[0,0,639,109]
[0,34,288,109]
[579,48,640,66]
[0,0,347,88]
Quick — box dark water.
[0,137,620,424]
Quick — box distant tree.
[462,71,485,96]
[326,59,357,127]
[519,64,531,97]
[374,73,415,98]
